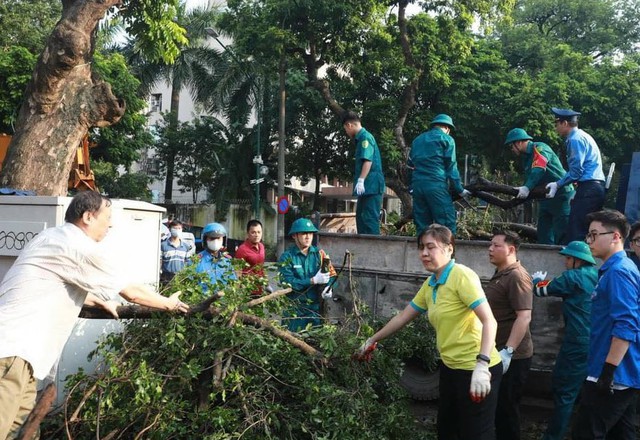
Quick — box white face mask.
[207,238,223,252]
[170,228,182,239]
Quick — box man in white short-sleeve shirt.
[0,191,189,439]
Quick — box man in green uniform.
[505,128,574,244]
[409,114,470,235]
[278,218,336,331]
[342,111,385,235]
[531,241,598,440]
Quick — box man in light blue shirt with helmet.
[195,222,237,294]
[545,108,605,243]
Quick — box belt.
[576,179,604,185]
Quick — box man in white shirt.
[0,191,189,439]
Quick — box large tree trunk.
[390,0,421,224]
[0,0,125,196]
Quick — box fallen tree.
[41,272,433,439]
[461,177,550,209]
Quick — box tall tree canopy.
[218,0,514,218]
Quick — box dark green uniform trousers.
[412,184,457,235]
[537,194,571,245]
[356,194,382,235]
[542,342,588,440]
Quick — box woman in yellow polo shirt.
[356,224,502,440]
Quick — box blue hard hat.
[559,241,595,265]
[288,218,318,235]
[504,128,533,145]
[551,107,581,122]
[202,222,226,238]
[429,114,455,129]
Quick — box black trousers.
[495,357,531,440]
[438,363,503,440]
[564,181,605,244]
[572,381,638,440]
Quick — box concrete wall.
[318,232,577,372]
[169,202,278,246]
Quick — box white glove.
[498,348,513,373]
[515,186,530,199]
[355,178,365,196]
[354,338,378,361]
[358,338,375,354]
[311,269,331,285]
[470,361,492,402]
[321,285,333,299]
[459,189,472,199]
[531,271,548,281]
[545,182,558,198]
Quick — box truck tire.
[399,357,440,401]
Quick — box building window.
[150,94,162,113]
[145,158,161,175]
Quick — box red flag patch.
[532,147,548,169]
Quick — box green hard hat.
[430,114,455,129]
[288,218,318,235]
[559,241,596,265]
[504,128,533,145]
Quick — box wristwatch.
[503,346,515,355]
[476,353,491,363]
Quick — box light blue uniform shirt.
[557,128,605,187]
[195,250,237,293]
[588,251,640,388]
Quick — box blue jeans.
[565,181,605,244]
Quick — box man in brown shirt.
[485,230,533,440]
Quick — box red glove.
[353,339,378,362]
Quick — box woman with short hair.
[356,224,502,440]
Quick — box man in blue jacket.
[572,210,640,439]
[195,222,237,295]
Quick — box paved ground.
[409,396,553,439]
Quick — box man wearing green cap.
[278,218,337,331]
[342,111,385,235]
[531,241,598,440]
[505,128,574,244]
[409,113,470,235]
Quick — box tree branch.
[16,383,56,440]
[244,287,292,307]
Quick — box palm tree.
[196,28,276,211]
[126,2,225,202]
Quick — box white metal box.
[0,195,165,406]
